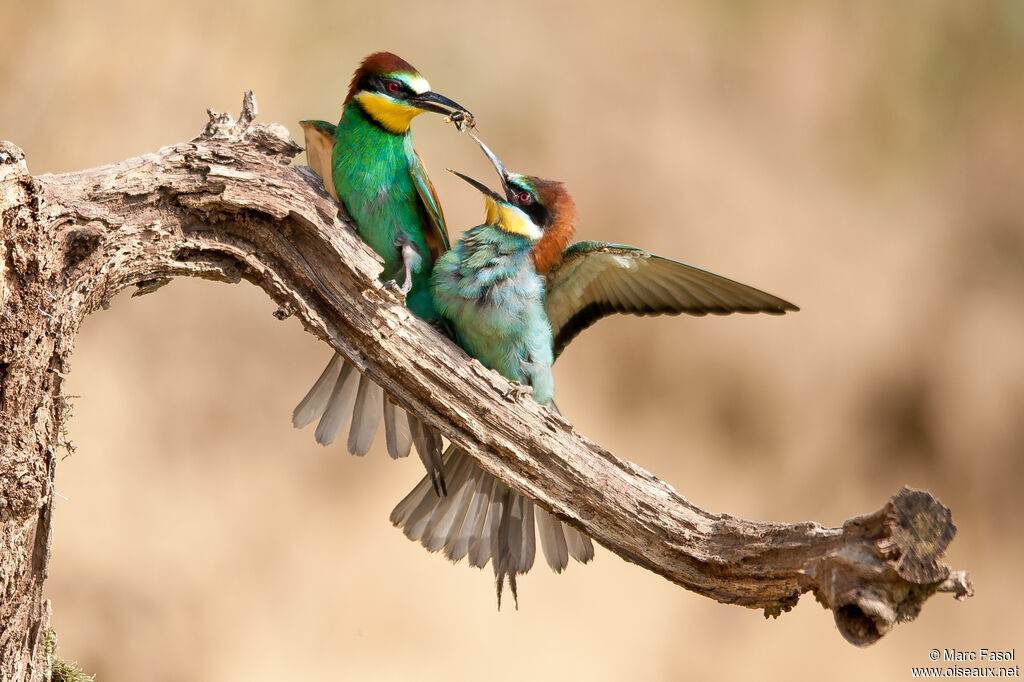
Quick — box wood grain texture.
[0,94,971,680]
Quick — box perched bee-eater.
[391,136,797,605]
[293,52,472,493]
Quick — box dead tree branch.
[0,93,971,680]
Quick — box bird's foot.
[389,237,419,297]
[382,279,406,299]
[501,382,534,402]
[398,262,413,295]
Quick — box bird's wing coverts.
[299,120,339,201]
[545,241,798,358]
[409,150,451,261]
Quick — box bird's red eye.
[519,191,531,203]
[387,81,400,93]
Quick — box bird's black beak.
[447,169,505,203]
[408,90,474,121]
[468,133,516,202]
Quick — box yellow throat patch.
[355,92,423,134]
[485,197,543,240]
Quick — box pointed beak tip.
[413,90,473,120]
[450,169,503,201]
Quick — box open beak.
[408,90,473,120]
[447,169,505,203]
[468,133,516,202]
[448,168,541,239]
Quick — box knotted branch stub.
[0,92,971,679]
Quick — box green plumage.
[331,102,443,321]
[294,52,469,484]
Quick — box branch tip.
[884,487,956,584]
[199,91,260,141]
[937,570,974,601]
[239,90,258,128]
[194,92,299,160]
[0,140,28,179]
[1,140,26,165]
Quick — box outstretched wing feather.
[545,241,798,358]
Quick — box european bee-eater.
[391,136,797,605]
[293,52,472,493]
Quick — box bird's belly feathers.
[441,275,554,402]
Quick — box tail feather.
[383,397,413,459]
[347,376,383,456]
[446,466,495,563]
[423,457,478,552]
[409,416,447,496]
[391,473,446,541]
[391,447,593,606]
[536,507,569,572]
[293,353,342,428]
[565,525,595,563]
[516,495,537,571]
[505,493,536,573]
[314,361,358,445]
[391,447,463,541]
[473,485,504,570]
[518,496,537,571]
[493,489,516,609]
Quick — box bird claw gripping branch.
[501,382,535,402]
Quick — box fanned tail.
[293,354,447,488]
[390,446,594,607]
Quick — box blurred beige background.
[3,0,1023,680]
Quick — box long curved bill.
[467,133,515,201]
[409,90,474,121]
[447,169,504,202]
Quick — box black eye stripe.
[390,78,414,97]
[359,74,412,98]
[509,183,550,228]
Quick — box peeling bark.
[0,94,971,680]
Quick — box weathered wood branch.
[0,93,971,679]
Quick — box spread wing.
[299,120,339,201]
[408,150,451,261]
[545,241,798,358]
